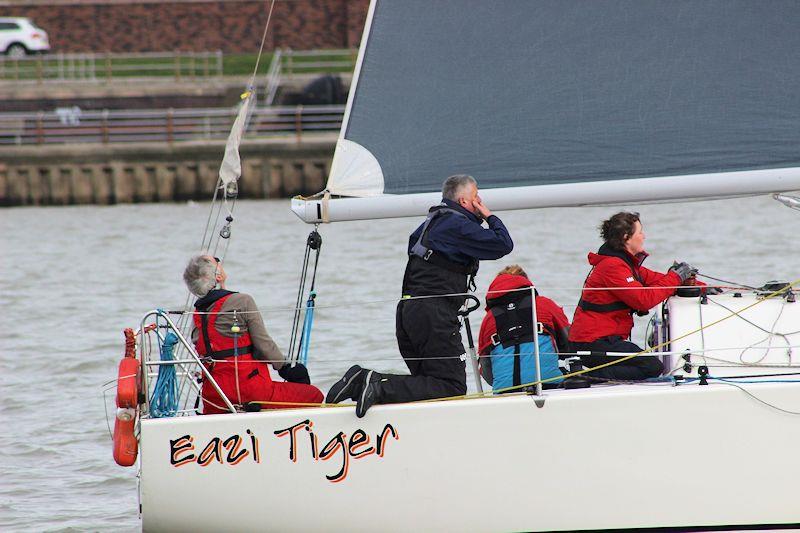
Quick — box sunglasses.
[213,257,222,264]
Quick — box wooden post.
[295,105,303,142]
[175,51,181,81]
[36,55,43,84]
[101,109,109,144]
[105,52,112,82]
[166,108,174,144]
[36,111,44,144]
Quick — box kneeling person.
[478,265,570,392]
[183,255,323,414]
[326,174,513,417]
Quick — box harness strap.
[200,313,215,357]
[577,299,632,313]
[578,248,646,314]
[410,206,478,276]
[207,345,254,359]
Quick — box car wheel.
[6,44,27,59]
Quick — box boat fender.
[113,407,138,467]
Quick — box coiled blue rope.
[150,330,179,418]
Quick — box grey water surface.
[0,196,797,531]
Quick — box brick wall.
[0,0,369,53]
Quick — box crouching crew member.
[478,265,570,392]
[183,255,323,414]
[569,212,697,380]
[327,174,513,417]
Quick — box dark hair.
[600,211,640,250]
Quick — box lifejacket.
[194,291,255,361]
[577,244,649,317]
[193,291,272,410]
[410,204,479,277]
[401,204,480,300]
[488,289,564,392]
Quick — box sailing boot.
[325,365,364,404]
[355,370,385,418]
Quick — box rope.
[149,330,180,418]
[175,283,773,317]
[249,0,277,89]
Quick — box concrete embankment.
[0,133,336,206]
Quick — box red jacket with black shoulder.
[568,244,681,343]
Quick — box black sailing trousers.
[571,335,663,380]
[378,298,467,404]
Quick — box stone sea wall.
[0,136,336,206]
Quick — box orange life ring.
[116,356,141,409]
[114,328,141,466]
[113,408,138,467]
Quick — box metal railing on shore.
[0,51,224,83]
[0,105,344,145]
[0,49,356,84]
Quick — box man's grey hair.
[183,255,217,296]
[442,174,477,202]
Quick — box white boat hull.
[140,381,800,532]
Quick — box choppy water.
[1,196,797,531]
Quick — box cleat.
[325,365,363,404]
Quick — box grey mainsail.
[295,0,800,222]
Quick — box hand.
[278,363,311,384]
[705,286,724,295]
[472,195,492,219]
[670,261,698,282]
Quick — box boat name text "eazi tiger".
[169,420,399,483]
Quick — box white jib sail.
[219,91,255,186]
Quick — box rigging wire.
[249,0,277,89]
[712,379,800,416]
[696,272,758,290]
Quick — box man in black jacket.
[326,174,513,416]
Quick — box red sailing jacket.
[568,245,681,343]
[193,292,273,413]
[478,273,570,355]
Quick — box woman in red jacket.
[478,265,570,391]
[569,212,696,380]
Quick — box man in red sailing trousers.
[183,255,323,414]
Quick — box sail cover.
[300,0,800,221]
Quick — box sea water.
[1,196,797,531]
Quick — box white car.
[0,17,50,58]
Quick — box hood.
[485,273,533,307]
[194,289,236,310]
[588,242,648,268]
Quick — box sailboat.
[118,1,800,531]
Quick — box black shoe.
[325,365,363,404]
[355,370,383,418]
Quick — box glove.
[705,286,724,295]
[670,261,698,282]
[278,363,311,384]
